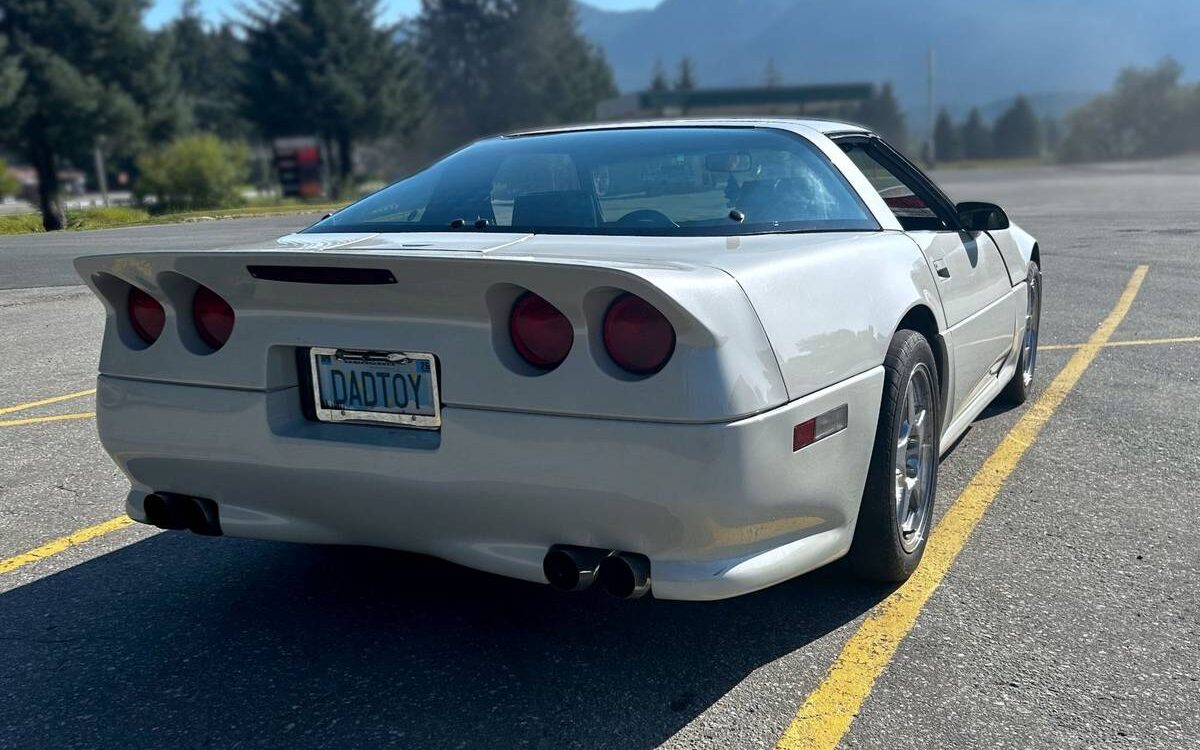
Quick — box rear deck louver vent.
[246,265,397,285]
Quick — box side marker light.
[793,404,849,452]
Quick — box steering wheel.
[616,209,678,228]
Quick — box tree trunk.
[30,134,66,231]
[322,135,336,199]
[336,134,354,199]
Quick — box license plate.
[308,347,441,428]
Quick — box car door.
[838,137,1016,421]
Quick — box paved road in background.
[1,163,1197,749]
[0,214,317,290]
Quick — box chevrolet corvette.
[76,119,1042,600]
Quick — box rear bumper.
[97,367,884,600]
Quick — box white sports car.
[77,119,1041,601]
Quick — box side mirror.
[956,201,1010,231]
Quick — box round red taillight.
[193,285,235,350]
[603,294,675,375]
[509,292,573,370]
[128,287,165,345]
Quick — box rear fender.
[715,232,948,400]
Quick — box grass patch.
[151,201,344,223]
[0,206,150,235]
[0,213,44,235]
[0,201,344,235]
[67,206,152,230]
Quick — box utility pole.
[93,138,110,208]
[927,46,936,167]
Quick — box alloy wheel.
[894,363,936,553]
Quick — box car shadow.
[0,533,892,749]
[976,399,1021,421]
[940,397,1023,462]
[940,423,971,460]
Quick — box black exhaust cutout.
[543,545,610,592]
[596,551,651,599]
[142,492,187,530]
[181,497,222,536]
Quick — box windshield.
[307,127,879,236]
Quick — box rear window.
[309,127,878,237]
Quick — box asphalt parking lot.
[1,162,1198,749]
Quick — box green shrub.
[136,135,249,212]
[0,159,20,200]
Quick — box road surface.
[1,163,1197,749]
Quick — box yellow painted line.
[776,264,1149,750]
[0,411,96,428]
[0,515,134,576]
[1041,334,1200,351]
[0,388,96,416]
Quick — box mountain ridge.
[576,0,1200,124]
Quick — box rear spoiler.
[76,249,788,423]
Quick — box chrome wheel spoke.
[1022,274,1041,386]
[912,407,926,431]
[893,363,936,554]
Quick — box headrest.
[511,190,599,229]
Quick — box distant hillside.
[576,0,1200,125]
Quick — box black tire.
[849,329,941,583]
[999,261,1042,406]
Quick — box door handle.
[934,260,951,279]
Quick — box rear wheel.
[849,329,941,582]
[1000,261,1041,405]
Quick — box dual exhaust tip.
[145,499,637,596]
[142,492,222,536]
[543,545,651,599]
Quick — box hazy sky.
[146,0,661,27]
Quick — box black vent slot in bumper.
[247,265,397,285]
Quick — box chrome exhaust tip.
[596,551,651,599]
[543,545,609,592]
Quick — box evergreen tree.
[0,0,187,230]
[243,0,423,195]
[1058,59,1197,162]
[675,57,696,92]
[167,1,250,139]
[993,95,1041,158]
[854,83,906,147]
[1042,116,1062,154]
[960,107,992,159]
[933,108,961,162]
[416,0,616,149]
[648,59,669,93]
[764,57,781,88]
[0,36,22,116]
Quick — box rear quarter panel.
[714,232,947,399]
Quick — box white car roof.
[505,117,872,138]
